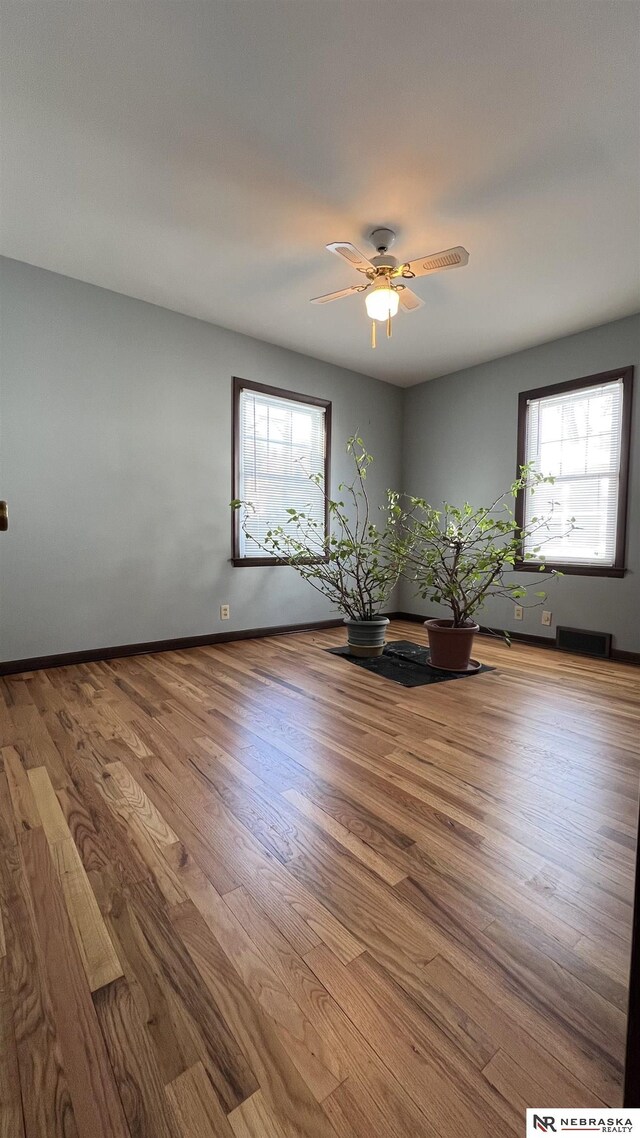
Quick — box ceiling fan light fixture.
[365,280,399,322]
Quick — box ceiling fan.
[310,228,469,347]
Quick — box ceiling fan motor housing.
[371,254,397,272]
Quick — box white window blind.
[238,387,327,559]
[522,378,624,566]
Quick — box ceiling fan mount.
[310,227,469,347]
[369,227,396,255]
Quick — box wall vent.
[556,626,611,659]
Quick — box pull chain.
[371,320,376,349]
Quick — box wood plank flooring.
[0,619,638,1137]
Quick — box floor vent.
[556,626,611,658]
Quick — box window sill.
[514,561,626,578]
[232,555,330,567]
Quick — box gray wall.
[401,313,640,651]
[0,258,403,661]
[2,257,637,661]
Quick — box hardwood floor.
[0,619,638,1137]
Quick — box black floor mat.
[326,639,494,687]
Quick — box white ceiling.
[2,1,639,386]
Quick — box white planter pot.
[344,617,390,658]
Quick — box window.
[232,377,331,565]
[516,367,633,577]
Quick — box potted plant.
[232,437,410,656]
[398,466,570,671]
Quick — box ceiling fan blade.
[400,246,469,279]
[398,287,423,312]
[326,241,375,274]
[310,284,368,304]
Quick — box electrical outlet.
[220,604,230,620]
[541,610,552,626]
[514,605,523,621]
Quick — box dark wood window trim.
[231,376,332,567]
[514,365,634,578]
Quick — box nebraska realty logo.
[526,1110,640,1135]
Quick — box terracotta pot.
[344,617,389,658]
[424,618,479,671]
